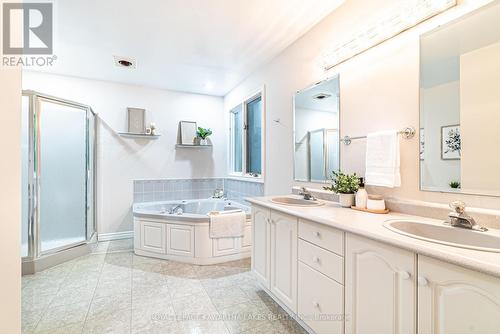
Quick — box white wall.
[460,41,500,194]
[224,0,500,209]
[0,53,22,334]
[23,72,226,235]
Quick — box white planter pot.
[199,139,208,145]
[338,193,355,208]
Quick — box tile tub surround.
[21,238,307,334]
[247,196,500,278]
[134,178,264,204]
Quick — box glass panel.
[326,130,340,173]
[39,99,87,252]
[21,96,30,257]
[246,96,262,175]
[310,130,325,182]
[86,111,96,239]
[231,105,243,173]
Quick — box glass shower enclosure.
[22,91,96,273]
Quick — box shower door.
[22,91,96,258]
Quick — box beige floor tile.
[171,291,218,319]
[132,283,170,304]
[94,280,131,299]
[88,294,132,319]
[131,299,176,334]
[178,320,230,334]
[36,301,90,332]
[167,277,205,299]
[34,323,84,334]
[22,292,55,312]
[207,285,251,310]
[50,284,96,307]
[83,308,131,334]
[220,301,271,334]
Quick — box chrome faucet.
[169,204,183,215]
[213,188,225,199]
[447,201,487,232]
[298,187,315,201]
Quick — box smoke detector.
[113,55,136,69]
[313,93,332,100]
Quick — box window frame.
[228,87,265,181]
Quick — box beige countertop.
[246,195,500,278]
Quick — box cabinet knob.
[312,301,320,308]
[313,231,321,238]
[418,276,429,286]
[399,271,411,280]
[312,256,320,264]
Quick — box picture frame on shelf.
[179,121,197,145]
[127,107,145,133]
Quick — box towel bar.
[341,127,415,145]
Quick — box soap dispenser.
[355,177,368,209]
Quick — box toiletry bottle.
[355,177,368,209]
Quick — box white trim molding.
[98,231,134,241]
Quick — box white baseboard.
[98,231,134,241]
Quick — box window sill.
[226,175,264,184]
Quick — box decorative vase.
[338,193,355,208]
[199,138,208,145]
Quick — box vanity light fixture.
[322,0,457,71]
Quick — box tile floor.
[22,238,307,334]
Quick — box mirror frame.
[418,1,500,197]
[293,74,341,184]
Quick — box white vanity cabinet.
[418,255,500,334]
[345,233,416,334]
[251,205,271,288]
[251,205,298,312]
[270,211,298,312]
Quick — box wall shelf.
[175,144,212,149]
[118,132,161,139]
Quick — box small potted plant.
[449,181,461,189]
[196,127,212,145]
[323,171,360,207]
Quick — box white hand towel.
[365,130,401,188]
[208,209,246,239]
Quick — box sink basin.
[384,220,500,253]
[270,197,324,207]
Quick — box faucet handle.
[450,201,466,214]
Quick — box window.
[230,91,264,178]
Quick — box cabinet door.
[270,210,298,313]
[241,224,252,252]
[345,233,416,334]
[140,221,166,254]
[252,206,271,289]
[418,256,500,334]
[166,224,194,257]
[213,237,239,257]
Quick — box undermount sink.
[270,196,324,207]
[384,220,500,253]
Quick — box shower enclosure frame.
[22,90,97,266]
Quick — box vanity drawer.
[298,239,343,284]
[299,219,344,256]
[298,262,344,334]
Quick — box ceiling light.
[113,55,137,69]
[313,93,332,100]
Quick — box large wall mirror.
[420,1,500,196]
[294,76,340,183]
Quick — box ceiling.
[35,0,345,96]
[295,77,339,112]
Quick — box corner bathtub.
[133,199,252,265]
